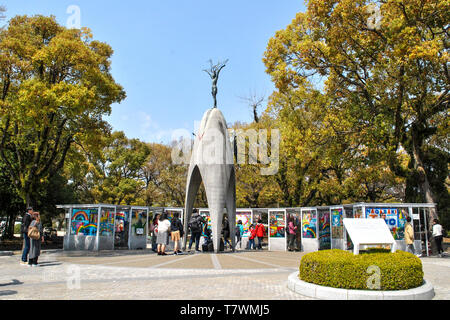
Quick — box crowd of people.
[148,209,268,255]
[19,208,446,259]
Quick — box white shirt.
[432,224,443,237]
[157,219,171,233]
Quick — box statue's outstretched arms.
[203,69,213,78]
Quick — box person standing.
[188,209,204,252]
[235,220,244,249]
[28,212,44,267]
[156,213,171,256]
[432,219,444,257]
[20,207,34,266]
[170,212,184,255]
[404,216,416,255]
[150,214,160,252]
[222,216,232,250]
[287,217,298,251]
[255,219,265,250]
[294,217,302,251]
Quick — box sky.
[4,0,306,144]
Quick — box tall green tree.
[68,131,150,205]
[264,0,449,219]
[0,15,125,207]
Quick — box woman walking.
[28,212,43,267]
[156,213,171,255]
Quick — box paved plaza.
[0,250,449,300]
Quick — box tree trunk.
[4,212,17,239]
[25,193,32,209]
[411,130,438,222]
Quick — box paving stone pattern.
[0,250,448,300]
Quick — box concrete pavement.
[0,250,448,300]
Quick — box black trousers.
[435,236,443,254]
[189,232,202,250]
[288,234,296,250]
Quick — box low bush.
[299,249,423,291]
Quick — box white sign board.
[343,218,396,254]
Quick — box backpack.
[189,215,202,233]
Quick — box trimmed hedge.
[299,249,424,291]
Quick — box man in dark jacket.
[222,216,232,250]
[20,207,34,265]
[188,209,205,252]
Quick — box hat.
[27,207,33,211]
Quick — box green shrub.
[299,249,423,291]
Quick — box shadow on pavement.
[0,290,17,297]
[0,279,23,287]
[37,262,62,267]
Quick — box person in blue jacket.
[235,220,244,249]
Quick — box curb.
[287,272,435,300]
[0,251,14,256]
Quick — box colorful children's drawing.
[366,208,381,219]
[331,208,344,239]
[319,212,331,249]
[269,211,285,238]
[131,209,147,236]
[99,208,115,236]
[302,211,317,239]
[71,209,98,236]
[367,208,407,240]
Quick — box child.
[249,224,257,250]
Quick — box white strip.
[149,254,197,269]
[211,254,222,269]
[231,254,289,269]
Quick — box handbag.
[28,225,40,240]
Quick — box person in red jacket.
[248,224,257,250]
[255,219,265,250]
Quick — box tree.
[264,0,449,219]
[231,121,282,208]
[70,131,150,205]
[0,15,125,207]
[141,142,207,207]
[238,91,266,123]
[0,160,24,239]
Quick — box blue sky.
[4,0,305,144]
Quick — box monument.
[183,60,236,253]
